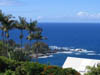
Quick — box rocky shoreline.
[30,48,89,58]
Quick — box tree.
[26,20,37,48]
[0,10,5,52]
[2,15,15,58]
[26,20,46,62]
[32,41,50,54]
[0,10,47,62]
[31,31,47,62]
[0,10,16,58]
[16,16,27,51]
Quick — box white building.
[62,57,100,75]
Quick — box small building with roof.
[62,57,100,75]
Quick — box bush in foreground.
[0,56,80,75]
[85,65,100,75]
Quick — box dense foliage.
[32,41,50,54]
[85,65,100,75]
[0,41,7,56]
[0,56,80,75]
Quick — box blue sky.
[0,0,100,22]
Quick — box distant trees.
[32,41,50,54]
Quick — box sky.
[0,0,100,23]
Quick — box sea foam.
[49,46,95,54]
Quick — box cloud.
[37,16,43,20]
[77,11,100,19]
[77,11,89,17]
[0,0,20,6]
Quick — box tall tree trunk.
[20,29,23,51]
[7,37,10,58]
[30,40,31,49]
[20,38,22,61]
[36,40,39,62]
[2,31,4,44]
[29,31,31,49]
[6,31,10,59]
[5,32,8,57]
[1,31,4,56]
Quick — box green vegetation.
[1,9,100,75]
[0,9,81,75]
[0,56,80,75]
[85,65,100,75]
[0,10,48,61]
[33,41,50,54]
[0,9,79,75]
[0,41,6,56]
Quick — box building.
[62,57,100,75]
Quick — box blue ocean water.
[37,23,100,66]
[1,23,100,67]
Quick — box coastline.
[30,46,94,58]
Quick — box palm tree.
[26,20,44,62]
[31,31,47,62]
[16,16,27,51]
[26,20,37,48]
[0,10,5,51]
[3,15,16,58]
[0,10,15,57]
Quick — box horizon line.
[38,22,100,24]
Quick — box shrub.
[18,62,45,75]
[15,66,27,75]
[63,68,80,75]
[41,66,64,75]
[4,70,15,75]
[10,50,31,61]
[0,41,7,56]
[0,56,22,72]
[0,56,80,75]
[85,65,100,75]
[0,56,14,72]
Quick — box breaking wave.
[49,45,96,55]
[38,46,100,59]
[38,55,53,58]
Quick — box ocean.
[37,23,100,66]
[1,23,100,67]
